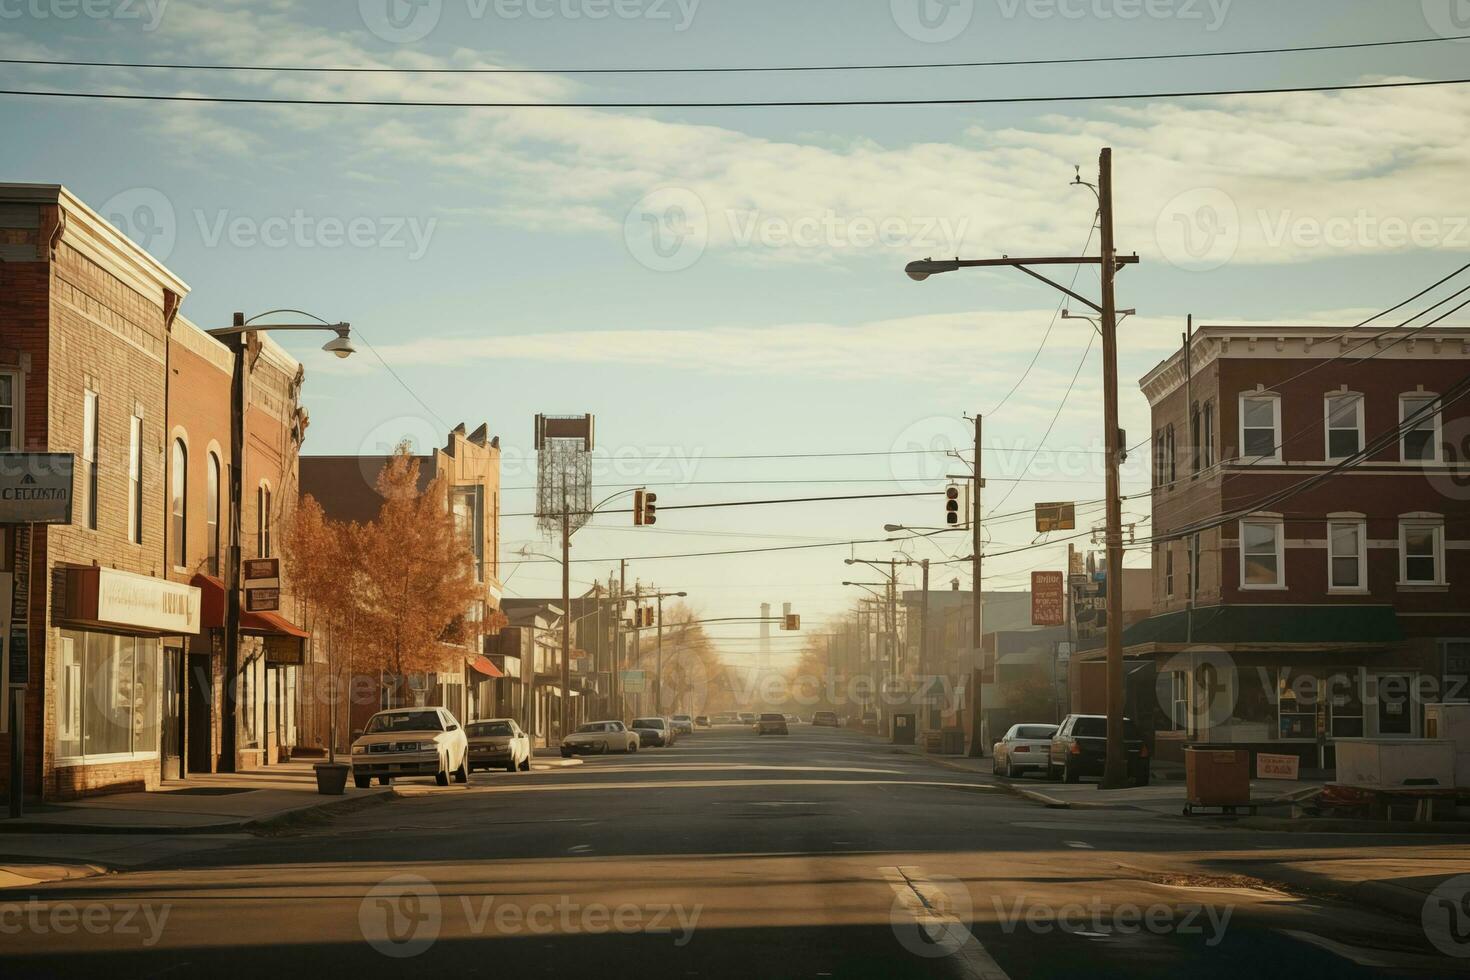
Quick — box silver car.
[562,720,640,756]
[351,707,469,788]
[992,723,1059,779]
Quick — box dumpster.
[1183,747,1253,816]
[892,714,916,745]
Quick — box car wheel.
[599,741,609,755]
[435,757,450,786]
[505,759,518,772]
[1006,758,1020,779]
[629,741,638,754]
[354,775,371,789]
[378,776,392,786]
[518,757,531,772]
[453,756,469,784]
[1063,758,1080,784]
[560,748,571,759]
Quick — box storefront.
[52,566,201,797]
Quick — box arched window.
[171,439,187,568]
[206,453,221,575]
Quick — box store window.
[206,453,221,575]
[56,631,160,763]
[452,486,485,582]
[128,415,144,544]
[1278,668,1318,740]
[1325,393,1363,460]
[82,390,99,530]
[1326,668,1364,738]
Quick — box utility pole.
[919,558,930,728]
[613,559,625,719]
[560,476,571,746]
[1097,147,1128,789]
[655,591,664,714]
[970,412,985,756]
[903,145,1136,784]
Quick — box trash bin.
[892,714,916,745]
[1184,747,1251,810]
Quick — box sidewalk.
[1229,849,1470,923]
[889,742,1321,816]
[0,760,393,835]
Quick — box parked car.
[738,712,757,725]
[351,707,468,788]
[1048,714,1151,785]
[466,718,532,773]
[811,710,839,728]
[562,720,639,757]
[670,714,695,735]
[756,712,789,735]
[631,716,672,747]
[694,715,711,728]
[991,723,1058,778]
[711,712,739,725]
[783,713,800,725]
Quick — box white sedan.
[992,723,1059,779]
[561,720,640,756]
[351,707,470,788]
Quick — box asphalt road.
[3,726,1464,978]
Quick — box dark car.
[756,712,789,736]
[1048,714,1150,785]
[811,710,839,727]
[631,716,671,747]
[694,715,711,728]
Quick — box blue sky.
[3,0,1468,659]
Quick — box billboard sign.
[1031,571,1065,626]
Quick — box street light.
[208,310,352,773]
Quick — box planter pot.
[313,761,350,796]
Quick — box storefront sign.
[1257,753,1300,780]
[1031,571,1065,626]
[245,588,280,613]
[243,558,280,586]
[0,453,74,524]
[621,670,646,694]
[67,567,201,634]
[264,634,303,665]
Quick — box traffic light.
[946,485,961,525]
[634,489,658,526]
[644,606,656,627]
[783,613,800,631]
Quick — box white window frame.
[1399,516,1445,586]
[0,368,22,452]
[1323,392,1364,461]
[1239,516,1286,590]
[206,452,221,576]
[128,414,144,545]
[1327,516,1367,593]
[82,389,99,530]
[171,437,188,569]
[1238,391,1282,463]
[1400,392,1442,463]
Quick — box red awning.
[191,574,310,639]
[468,655,505,678]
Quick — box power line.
[8,33,1462,75]
[349,326,454,432]
[3,76,1468,109]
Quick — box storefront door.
[187,654,212,773]
[161,646,183,778]
[1377,673,1415,736]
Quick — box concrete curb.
[0,862,107,889]
[0,787,398,836]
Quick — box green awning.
[1122,604,1403,648]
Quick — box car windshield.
[672,715,691,721]
[760,713,783,721]
[1015,725,1058,739]
[575,723,604,734]
[1071,717,1142,739]
[365,711,443,734]
[467,721,513,736]
[632,718,664,729]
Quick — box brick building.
[1124,323,1470,767]
[299,423,503,747]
